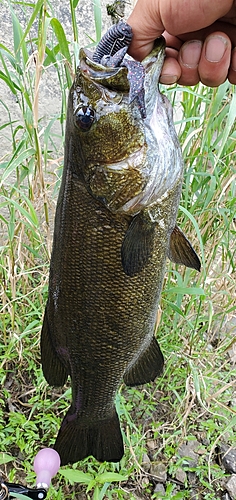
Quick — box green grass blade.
[97,472,128,483]
[2,197,39,229]
[59,469,93,484]
[93,0,102,43]
[50,18,72,64]
[0,69,21,94]
[166,286,205,296]
[0,147,36,185]
[10,7,29,66]
[179,204,206,272]
[0,452,14,465]
[12,0,45,56]
[216,88,236,160]
[69,0,79,43]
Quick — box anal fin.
[168,225,201,271]
[124,337,164,386]
[41,303,68,387]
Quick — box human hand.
[127,0,236,86]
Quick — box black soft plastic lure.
[93,20,146,118]
[93,20,132,63]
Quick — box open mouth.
[79,48,130,93]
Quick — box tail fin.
[54,408,124,465]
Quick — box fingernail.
[160,74,179,84]
[205,36,228,62]
[180,40,202,68]
[232,47,236,71]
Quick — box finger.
[159,56,181,85]
[228,47,236,84]
[177,40,203,86]
[175,25,235,86]
[127,0,164,61]
[198,33,231,86]
[128,40,155,61]
[176,21,236,46]
[163,32,182,51]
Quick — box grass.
[0,0,235,499]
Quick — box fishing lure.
[93,20,132,63]
[93,20,146,118]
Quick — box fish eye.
[74,105,95,131]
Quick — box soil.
[1,366,236,499]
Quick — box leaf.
[10,494,33,500]
[0,46,23,74]
[11,0,44,56]
[0,120,18,131]
[166,287,205,296]
[216,89,236,160]
[0,148,36,185]
[2,197,39,230]
[93,0,102,43]
[44,44,60,67]
[20,193,39,227]
[10,8,29,66]
[97,482,110,499]
[163,299,186,317]
[8,205,16,242]
[22,320,40,333]
[179,205,205,272]
[50,18,72,64]
[97,472,128,483]
[0,452,14,465]
[59,468,93,484]
[0,69,21,94]
[92,485,100,500]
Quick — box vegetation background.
[0,0,235,498]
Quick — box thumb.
[127,0,164,61]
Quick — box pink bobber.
[34,448,60,489]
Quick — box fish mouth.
[79,37,166,120]
[79,48,130,92]
[79,30,166,94]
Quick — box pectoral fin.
[121,213,155,277]
[168,225,201,271]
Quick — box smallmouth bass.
[41,22,200,465]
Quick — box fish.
[41,22,200,466]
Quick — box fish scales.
[41,25,200,465]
